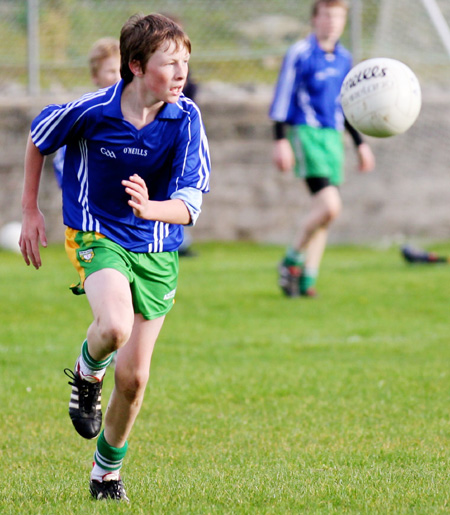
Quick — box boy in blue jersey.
[269,0,375,297]
[20,13,210,502]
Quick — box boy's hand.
[122,174,150,219]
[19,208,47,269]
[357,142,375,173]
[273,139,295,172]
[123,174,191,224]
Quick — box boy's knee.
[327,202,341,222]
[97,320,133,352]
[319,203,340,226]
[116,369,150,403]
[324,193,342,223]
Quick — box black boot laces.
[64,368,102,413]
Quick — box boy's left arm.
[345,118,375,173]
[168,109,211,223]
[122,174,191,224]
[123,108,211,225]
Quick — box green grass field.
[1,241,450,514]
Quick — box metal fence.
[1,0,450,97]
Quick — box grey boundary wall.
[1,85,449,247]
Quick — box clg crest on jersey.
[79,249,95,263]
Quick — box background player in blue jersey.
[20,13,210,502]
[269,0,375,297]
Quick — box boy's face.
[140,41,189,104]
[313,4,347,44]
[93,55,121,89]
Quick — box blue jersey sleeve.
[269,43,303,123]
[30,88,112,154]
[171,187,202,225]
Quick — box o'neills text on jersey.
[123,147,148,156]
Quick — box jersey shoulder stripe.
[31,84,119,149]
[287,38,314,62]
[31,89,107,143]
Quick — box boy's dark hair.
[311,0,349,17]
[120,13,191,84]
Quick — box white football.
[0,221,22,254]
[340,58,422,138]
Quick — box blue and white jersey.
[269,34,352,130]
[31,80,211,253]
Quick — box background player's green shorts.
[288,125,345,186]
[65,228,179,320]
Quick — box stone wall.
[1,87,449,246]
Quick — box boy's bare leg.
[288,186,342,295]
[104,314,165,448]
[304,226,328,271]
[294,185,342,253]
[65,268,137,440]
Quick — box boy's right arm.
[20,133,48,269]
[272,123,295,172]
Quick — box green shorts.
[65,228,179,320]
[288,125,345,186]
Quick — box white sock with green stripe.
[91,430,128,482]
[77,339,113,382]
